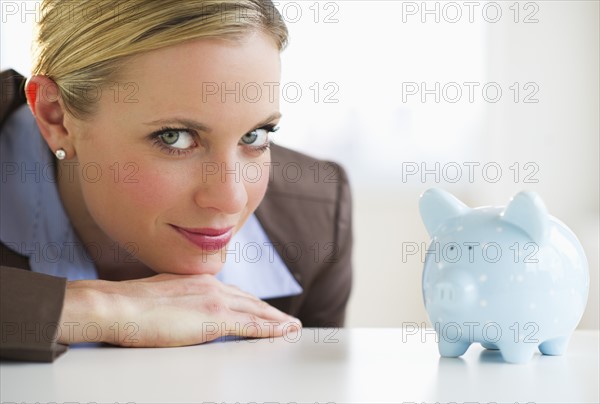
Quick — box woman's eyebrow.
[144,118,211,132]
[250,112,282,130]
[144,112,282,133]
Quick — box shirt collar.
[217,213,303,299]
[0,105,96,280]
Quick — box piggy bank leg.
[438,339,471,357]
[480,342,499,350]
[498,342,537,364]
[539,336,570,356]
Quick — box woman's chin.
[152,253,227,276]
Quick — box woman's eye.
[240,126,279,147]
[158,130,196,149]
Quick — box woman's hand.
[58,273,301,347]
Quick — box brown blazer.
[0,70,353,361]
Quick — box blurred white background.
[2,0,598,328]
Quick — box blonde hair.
[32,0,288,118]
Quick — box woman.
[0,0,352,361]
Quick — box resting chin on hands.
[25,7,300,347]
[58,274,301,347]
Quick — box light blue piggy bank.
[420,188,589,363]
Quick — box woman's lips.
[171,225,234,251]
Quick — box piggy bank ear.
[501,191,549,243]
[419,188,468,237]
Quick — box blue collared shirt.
[0,105,302,300]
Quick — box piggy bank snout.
[434,283,458,303]
[428,271,478,309]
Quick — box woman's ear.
[25,75,74,159]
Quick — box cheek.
[244,160,270,209]
[112,163,183,208]
[76,151,188,236]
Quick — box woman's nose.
[194,159,249,214]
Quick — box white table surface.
[1,328,598,403]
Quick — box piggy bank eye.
[449,246,455,251]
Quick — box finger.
[212,312,301,340]
[227,293,299,323]
[221,283,260,300]
[223,284,272,302]
[220,284,301,325]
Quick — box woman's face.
[63,32,281,275]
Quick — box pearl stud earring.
[55,148,66,160]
